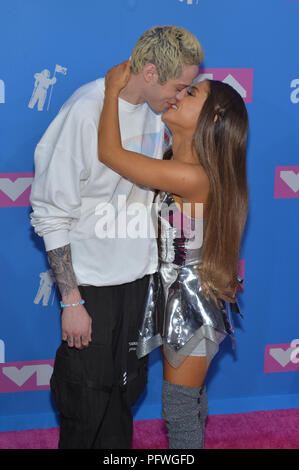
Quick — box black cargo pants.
[50,275,150,449]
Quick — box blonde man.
[30,25,203,449]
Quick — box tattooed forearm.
[47,244,78,298]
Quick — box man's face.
[145,64,199,113]
[162,80,210,134]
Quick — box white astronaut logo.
[28,64,67,112]
[34,269,57,306]
[178,0,199,5]
[0,79,5,104]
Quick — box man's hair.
[131,25,204,84]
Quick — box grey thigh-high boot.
[162,380,208,449]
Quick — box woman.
[98,60,248,449]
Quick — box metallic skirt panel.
[136,262,242,368]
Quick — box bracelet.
[60,299,85,308]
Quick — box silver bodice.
[136,191,243,368]
[157,191,204,267]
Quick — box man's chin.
[154,107,164,114]
[161,112,168,123]
[147,102,165,114]
[161,107,171,120]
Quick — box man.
[30,25,204,449]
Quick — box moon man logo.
[34,269,57,306]
[178,0,199,4]
[28,64,67,111]
[0,79,4,104]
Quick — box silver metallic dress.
[136,191,243,368]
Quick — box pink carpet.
[0,409,298,449]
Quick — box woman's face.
[162,80,210,134]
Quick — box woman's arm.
[98,61,206,198]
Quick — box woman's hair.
[164,80,249,306]
[194,80,249,305]
[131,25,204,84]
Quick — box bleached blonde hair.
[131,25,204,84]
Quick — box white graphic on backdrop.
[2,364,53,387]
[0,176,33,201]
[269,340,299,367]
[28,64,67,111]
[222,74,247,98]
[28,69,56,111]
[34,269,57,306]
[196,72,247,99]
[178,0,199,4]
[290,79,299,104]
[0,79,4,103]
[280,170,299,192]
[0,340,5,363]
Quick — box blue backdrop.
[0,0,299,432]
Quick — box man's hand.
[62,304,92,349]
[47,244,92,350]
[105,59,131,96]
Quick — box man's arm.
[30,99,99,349]
[47,245,78,298]
[48,244,92,349]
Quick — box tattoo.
[47,244,78,298]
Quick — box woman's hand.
[105,59,131,96]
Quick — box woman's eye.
[187,90,193,96]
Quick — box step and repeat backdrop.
[0,0,299,431]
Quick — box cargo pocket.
[50,341,114,427]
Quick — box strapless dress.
[136,191,243,368]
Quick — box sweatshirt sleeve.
[30,97,101,252]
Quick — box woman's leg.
[162,355,209,449]
[164,355,208,388]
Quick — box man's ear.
[143,63,158,84]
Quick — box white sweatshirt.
[30,78,165,286]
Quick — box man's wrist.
[60,299,85,308]
[61,288,82,305]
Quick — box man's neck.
[119,74,146,105]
